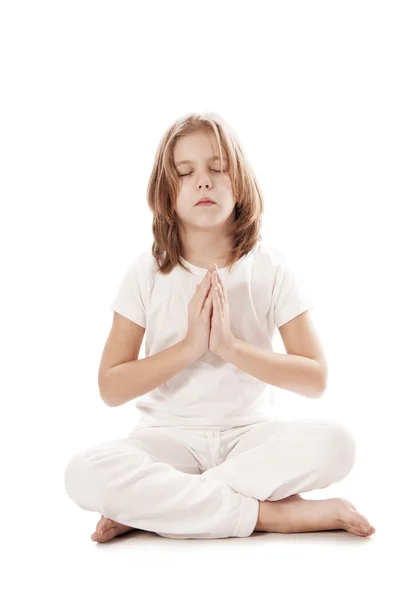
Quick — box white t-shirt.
[109,239,314,429]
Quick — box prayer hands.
[208,264,236,356]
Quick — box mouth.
[195,198,216,206]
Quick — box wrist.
[214,336,239,361]
[182,338,203,361]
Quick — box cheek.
[221,177,233,193]
[178,180,190,196]
[175,194,190,215]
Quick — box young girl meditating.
[64,111,375,542]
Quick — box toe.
[95,516,113,536]
[97,516,107,530]
[92,524,107,542]
[99,526,116,542]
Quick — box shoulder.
[125,249,158,277]
[113,250,158,295]
[253,240,287,273]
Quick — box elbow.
[100,390,117,407]
[314,373,328,399]
[98,369,137,408]
[99,380,118,407]
[98,371,117,407]
[312,385,327,399]
[310,362,328,399]
[103,397,116,408]
[307,382,326,399]
[99,387,130,408]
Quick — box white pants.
[64,418,356,539]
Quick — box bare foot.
[91,515,136,543]
[334,498,376,536]
[256,496,376,537]
[91,496,306,542]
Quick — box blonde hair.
[147,111,264,274]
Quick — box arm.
[101,340,200,408]
[218,339,326,399]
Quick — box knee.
[64,450,92,507]
[64,444,148,509]
[317,421,357,482]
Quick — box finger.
[212,272,224,307]
[215,269,226,302]
[212,286,221,312]
[204,290,213,313]
[197,273,211,313]
[199,271,211,293]
[211,270,219,287]
[205,272,213,296]
[216,277,225,304]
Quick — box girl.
[64,112,375,542]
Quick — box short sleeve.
[272,255,314,329]
[109,257,147,328]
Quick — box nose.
[198,181,211,190]
[196,173,212,191]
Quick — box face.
[173,129,236,233]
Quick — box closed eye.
[178,169,222,177]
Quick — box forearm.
[218,338,325,399]
[100,339,199,408]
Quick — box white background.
[1,1,396,598]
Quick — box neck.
[180,235,234,270]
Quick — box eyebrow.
[175,155,228,166]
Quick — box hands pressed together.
[185,263,236,359]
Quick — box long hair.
[147,111,265,274]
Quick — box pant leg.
[202,419,357,501]
[63,426,259,540]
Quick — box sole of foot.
[91,515,136,543]
[256,496,376,537]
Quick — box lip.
[195,197,216,206]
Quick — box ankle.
[254,499,283,533]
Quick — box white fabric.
[64,418,356,539]
[109,240,314,429]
